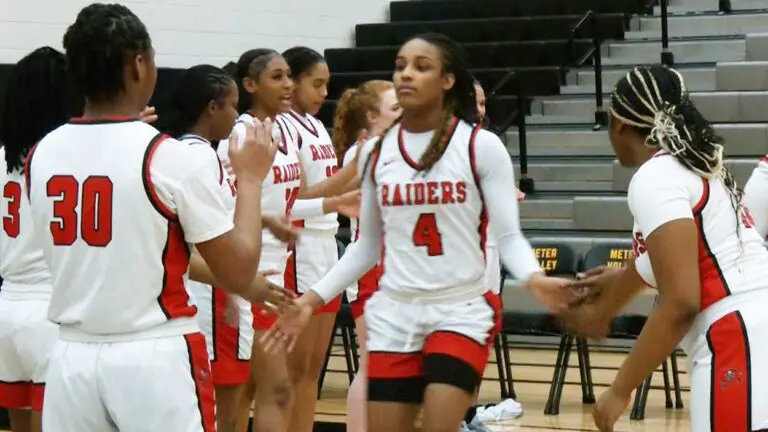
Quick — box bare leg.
[8,409,32,432]
[286,313,336,432]
[346,316,368,432]
[215,384,246,432]
[367,401,420,432]
[249,330,294,432]
[421,383,475,432]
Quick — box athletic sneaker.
[473,398,523,423]
[459,421,473,432]
[467,419,495,431]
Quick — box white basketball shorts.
[365,289,501,403]
[42,332,215,432]
[285,234,341,314]
[0,297,58,410]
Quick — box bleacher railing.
[567,10,609,130]
[488,70,534,194]
[659,0,674,65]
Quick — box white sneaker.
[459,420,473,432]
[473,398,524,423]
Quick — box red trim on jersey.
[368,352,422,379]
[369,145,381,183]
[157,221,195,319]
[760,155,768,164]
[692,179,731,310]
[468,124,488,260]
[68,116,137,124]
[142,133,177,220]
[23,141,41,199]
[210,287,250,385]
[274,117,290,155]
[184,333,216,432]
[350,265,382,320]
[288,110,319,138]
[397,117,460,171]
[0,381,33,409]
[706,311,751,432]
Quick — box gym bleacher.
[3,0,768,430]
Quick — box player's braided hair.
[0,47,80,173]
[332,80,393,164]
[235,49,280,114]
[63,3,152,104]
[161,65,234,138]
[611,65,742,216]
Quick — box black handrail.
[659,0,674,65]
[487,70,533,194]
[566,10,608,129]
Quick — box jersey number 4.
[412,213,444,256]
[47,175,113,247]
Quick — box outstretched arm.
[473,130,573,312]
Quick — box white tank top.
[281,110,338,233]
[0,147,52,300]
[27,119,234,341]
[218,113,302,266]
[371,118,488,294]
[630,152,768,311]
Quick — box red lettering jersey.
[26,119,234,341]
[218,113,301,266]
[281,111,338,232]
[630,152,768,311]
[371,118,488,293]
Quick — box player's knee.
[270,379,294,408]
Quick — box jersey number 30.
[412,213,444,256]
[47,175,113,247]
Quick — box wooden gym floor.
[316,345,692,431]
[0,345,691,432]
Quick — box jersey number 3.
[3,181,22,238]
[47,175,113,247]
[412,213,444,256]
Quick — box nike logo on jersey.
[381,181,467,207]
[382,159,396,166]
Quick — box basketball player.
[162,64,297,432]
[333,79,402,432]
[219,48,359,432]
[743,156,768,239]
[263,33,574,432]
[26,5,289,431]
[278,46,346,432]
[566,66,768,431]
[0,46,76,432]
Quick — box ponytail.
[331,80,394,164]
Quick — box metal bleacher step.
[520,218,575,231]
[518,197,573,219]
[507,123,768,158]
[602,39,746,65]
[569,65,715,90]
[626,13,768,39]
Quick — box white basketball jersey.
[0,147,52,299]
[371,119,488,294]
[342,143,360,242]
[27,119,233,341]
[630,152,768,311]
[743,155,768,239]
[217,113,301,265]
[281,111,338,232]
[180,134,236,217]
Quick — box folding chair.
[317,240,359,397]
[494,269,515,399]
[501,240,593,415]
[581,241,684,420]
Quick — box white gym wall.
[0,0,393,66]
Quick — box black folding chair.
[581,241,684,420]
[501,241,593,415]
[317,240,359,397]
